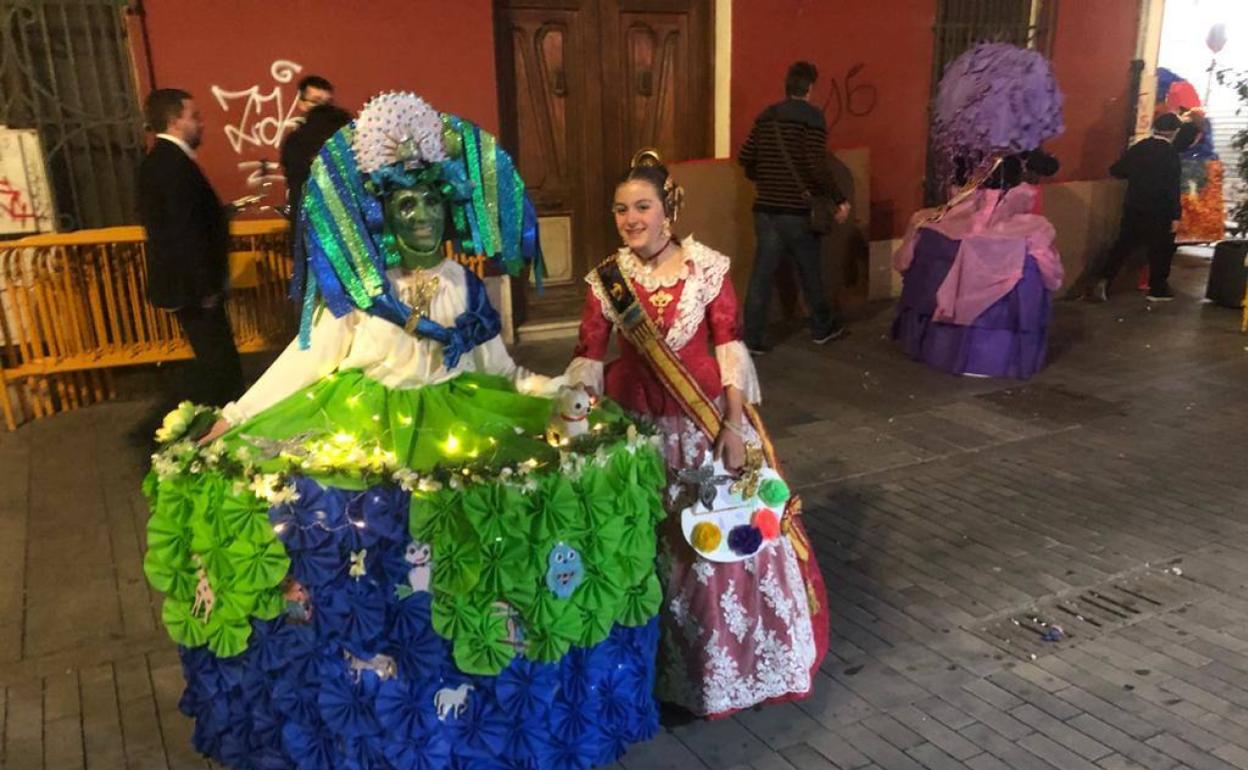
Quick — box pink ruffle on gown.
[891,184,1064,379]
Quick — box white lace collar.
[617,243,690,290]
[590,237,731,351]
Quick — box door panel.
[508,17,570,209]
[496,0,711,322]
[621,13,686,161]
[602,0,711,182]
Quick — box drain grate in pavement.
[975,383,1124,426]
[967,562,1207,661]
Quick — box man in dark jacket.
[280,76,350,228]
[280,103,351,222]
[739,61,849,353]
[138,88,243,406]
[1088,112,1183,302]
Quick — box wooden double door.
[495,0,713,322]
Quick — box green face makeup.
[385,182,446,268]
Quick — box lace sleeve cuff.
[565,356,604,393]
[716,341,761,404]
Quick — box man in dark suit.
[1087,112,1183,302]
[138,88,244,407]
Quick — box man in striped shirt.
[739,61,849,354]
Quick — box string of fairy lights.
[151,399,662,541]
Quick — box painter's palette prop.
[678,448,791,563]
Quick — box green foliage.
[1215,67,1248,234]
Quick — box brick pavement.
[2,255,1246,769]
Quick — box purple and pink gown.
[891,183,1064,379]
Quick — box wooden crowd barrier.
[0,223,492,431]
[0,220,296,430]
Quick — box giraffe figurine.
[190,555,215,623]
[491,601,526,653]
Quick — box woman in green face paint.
[196,97,561,460]
[142,92,670,770]
[385,183,447,269]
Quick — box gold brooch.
[649,289,674,312]
[408,274,440,318]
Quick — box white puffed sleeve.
[221,308,358,425]
[473,335,566,397]
[563,356,604,394]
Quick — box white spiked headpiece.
[352,91,447,174]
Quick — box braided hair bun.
[624,148,685,222]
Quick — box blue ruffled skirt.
[177,477,659,770]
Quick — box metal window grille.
[1,0,146,231]
[931,0,1057,88]
[924,0,1058,203]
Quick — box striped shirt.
[738,98,843,215]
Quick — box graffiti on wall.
[0,179,36,224]
[0,129,56,235]
[818,63,878,130]
[211,59,304,154]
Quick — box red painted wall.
[130,1,1140,236]
[730,0,1141,239]
[1045,2,1141,184]
[133,0,498,208]
[731,0,937,240]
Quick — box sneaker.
[813,326,848,345]
[746,343,771,356]
[1084,280,1108,303]
[1146,286,1175,302]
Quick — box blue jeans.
[744,211,839,346]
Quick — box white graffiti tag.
[211,60,303,154]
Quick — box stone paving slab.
[2,263,1247,768]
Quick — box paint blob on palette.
[679,456,791,563]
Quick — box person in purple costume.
[891,43,1066,380]
[892,155,1064,379]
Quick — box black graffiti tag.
[820,63,878,129]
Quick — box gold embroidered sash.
[592,257,723,440]
[592,256,815,566]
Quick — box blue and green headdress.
[292,91,543,347]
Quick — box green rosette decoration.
[411,425,666,675]
[140,393,667,674]
[143,469,289,657]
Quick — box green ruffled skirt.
[145,367,667,666]
[225,369,557,477]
